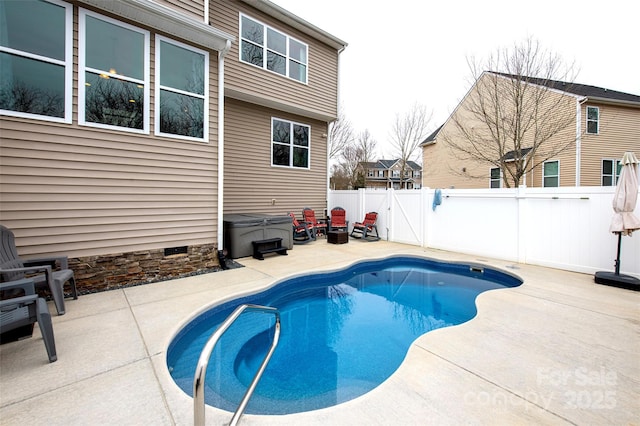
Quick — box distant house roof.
[360,159,422,170]
[502,147,533,162]
[492,72,640,104]
[421,124,443,146]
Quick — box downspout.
[327,45,347,211]
[203,0,209,24]
[218,40,232,252]
[576,97,587,186]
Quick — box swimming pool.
[167,255,522,415]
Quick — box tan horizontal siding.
[154,0,204,21]
[424,74,589,189]
[211,0,339,119]
[1,114,218,259]
[579,103,640,186]
[223,98,328,215]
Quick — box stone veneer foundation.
[67,244,220,293]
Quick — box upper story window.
[79,9,149,133]
[0,0,72,123]
[490,167,501,188]
[155,36,208,141]
[602,159,622,186]
[586,106,599,134]
[367,170,374,177]
[240,14,308,84]
[392,170,400,178]
[272,118,310,168]
[543,160,559,187]
[377,170,384,177]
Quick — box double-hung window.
[0,0,72,122]
[543,161,559,187]
[586,106,599,134]
[240,14,308,83]
[601,159,622,186]
[155,36,208,141]
[79,9,149,133]
[272,118,310,168]
[490,167,501,188]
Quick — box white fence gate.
[328,187,640,278]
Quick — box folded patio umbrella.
[595,151,640,290]
[609,151,640,235]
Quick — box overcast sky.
[272,0,640,159]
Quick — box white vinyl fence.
[328,187,640,278]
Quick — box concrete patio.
[0,240,638,425]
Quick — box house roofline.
[78,0,235,52]
[582,96,640,108]
[226,86,337,122]
[241,0,348,50]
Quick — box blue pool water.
[167,256,522,415]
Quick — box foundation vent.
[164,246,188,256]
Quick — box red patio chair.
[302,208,327,238]
[329,207,348,232]
[288,212,314,244]
[350,212,380,241]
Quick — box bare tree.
[332,129,377,189]
[390,103,432,188]
[328,105,355,160]
[355,129,377,165]
[443,37,578,188]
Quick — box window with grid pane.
[586,106,599,134]
[601,159,621,186]
[156,37,208,140]
[80,10,149,132]
[240,14,308,83]
[543,161,559,187]
[0,0,72,122]
[272,118,310,168]
[490,167,501,188]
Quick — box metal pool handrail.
[193,304,281,426]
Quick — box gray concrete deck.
[0,240,638,425]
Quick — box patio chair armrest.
[0,278,37,296]
[0,265,53,285]
[23,255,69,270]
[0,294,39,311]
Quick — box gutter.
[576,96,588,186]
[240,0,347,50]
[78,0,233,51]
[326,44,347,210]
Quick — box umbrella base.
[594,271,640,291]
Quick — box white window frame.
[543,160,560,187]
[239,13,308,84]
[586,106,599,135]
[601,159,622,186]
[0,0,73,123]
[78,9,150,134]
[155,35,209,142]
[490,167,502,188]
[271,117,311,169]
